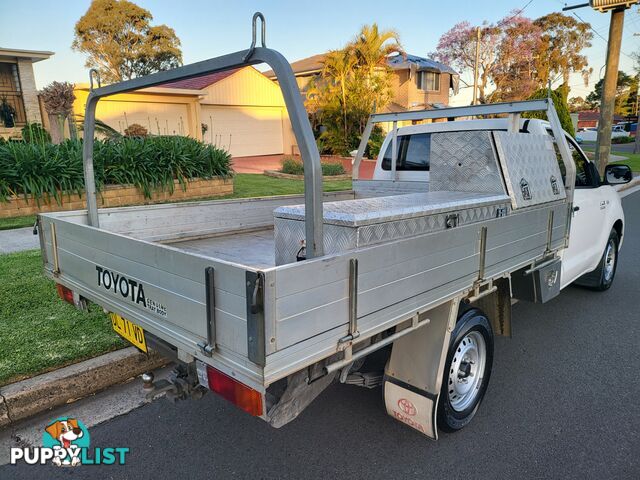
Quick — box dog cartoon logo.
[43,417,90,467]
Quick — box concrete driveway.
[232,154,376,178]
[0,227,38,254]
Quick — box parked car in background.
[576,125,630,142]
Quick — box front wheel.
[576,229,619,291]
[437,308,494,432]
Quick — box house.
[263,52,459,113]
[0,47,53,139]
[162,67,295,157]
[73,83,203,140]
[577,110,625,130]
[74,66,296,157]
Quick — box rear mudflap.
[383,298,459,439]
[384,378,438,438]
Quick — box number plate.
[110,313,147,353]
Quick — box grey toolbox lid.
[273,191,510,227]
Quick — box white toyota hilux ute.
[372,117,628,290]
[38,24,636,441]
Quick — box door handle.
[573,206,580,212]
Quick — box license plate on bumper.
[110,313,147,353]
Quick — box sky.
[2,0,640,105]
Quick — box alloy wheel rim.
[603,239,616,283]
[447,331,486,412]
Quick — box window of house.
[416,71,440,91]
[0,62,27,126]
[381,133,431,171]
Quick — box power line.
[570,9,636,60]
[499,0,535,25]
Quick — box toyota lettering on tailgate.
[95,265,167,316]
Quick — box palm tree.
[351,24,403,79]
[322,49,356,139]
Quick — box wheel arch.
[613,218,623,245]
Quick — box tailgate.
[38,214,263,387]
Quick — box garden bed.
[263,170,351,180]
[269,155,352,180]
[0,176,233,218]
[0,135,233,214]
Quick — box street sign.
[590,0,639,12]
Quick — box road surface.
[580,140,637,155]
[3,190,639,479]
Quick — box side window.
[547,130,594,187]
[381,133,430,171]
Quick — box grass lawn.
[611,153,640,172]
[0,214,36,231]
[0,250,125,386]
[230,173,352,198]
[578,146,640,173]
[0,174,352,231]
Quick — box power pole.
[595,9,625,176]
[472,27,481,105]
[634,73,640,153]
[633,34,640,154]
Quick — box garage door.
[96,101,190,136]
[201,105,284,157]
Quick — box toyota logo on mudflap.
[397,398,416,416]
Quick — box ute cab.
[371,117,629,289]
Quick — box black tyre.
[437,308,494,432]
[576,229,619,291]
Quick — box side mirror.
[604,164,632,185]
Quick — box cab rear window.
[381,133,430,171]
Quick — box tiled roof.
[578,110,625,122]
[160,68,240,90]
[578,110,600,120]
[387,53,458,75]
[265,52,458,78]
[263,54,326,78]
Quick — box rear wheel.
[437,308,494,432]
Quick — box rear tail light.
[55,284,87,310]
[204,365,263,416]
[56,284,75,304]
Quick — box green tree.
[567,96,589,113]
[307,24,402,155]
[586,71,636,115]
[352,24,402,78]
[321,49,357,141]
[524,85,575,137]
[533,13,593,92]
[434,12,591,104]
[72,0,182,83]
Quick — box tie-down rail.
[352,99,576,206]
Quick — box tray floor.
[171,228,276,268]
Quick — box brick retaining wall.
[0,177,233,218]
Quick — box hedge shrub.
[524,86,575,137]
[280,156,346,176]
[611,136,634,144]
[0,136,232,204]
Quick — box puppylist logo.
[10,417,129,467]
